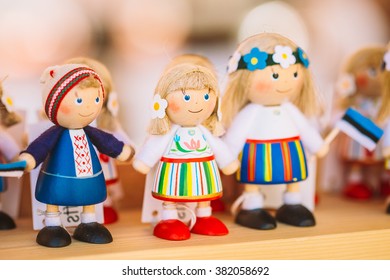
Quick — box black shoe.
[235,208,277,230]
[386,204,390,214]
[276,204,316,227]
[36,226,72,248]
[0,211,16,230]
[73,222,113,244]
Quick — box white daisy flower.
[272,45,296,69]
[151,94,168,119]
[384,50,390,71]
[227,51,241,74]
[107,91,119,117]
[1,94,14,112]
[336,74,356,97]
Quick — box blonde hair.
[0,81,21,127]
[377,45,390,123]
[65,56,118,131]
[221,33,322,127]
[149,63,222,136]
[337,46,386,110]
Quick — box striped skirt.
[152,156,222,202]
[238,137,308,184]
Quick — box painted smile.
[276,88,291,93]
[188,109,203,113]
[79,112,94,117]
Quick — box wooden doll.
[0,82,22,230]
[377,46,390,213]
[19,64,135,247]
[66,57,134,224]
[133,63,239,241]
[222,33,328,229]
[334,46,387,200]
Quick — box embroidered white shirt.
[69,129,93,177]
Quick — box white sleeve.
[135,126,178,168]
[198,125,235,168]
[282,102,324,154]
[222,104,259,158]
[112,125,135,147]
[0,129,20,161]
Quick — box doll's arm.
[84,125,135,161]
[199,125,240,175]
[133,126,178,174]
[283,102,326,156]
[222,104,259,158]
[19,125,63,169]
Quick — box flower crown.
[227,45,309,74]
[383,50,390,72]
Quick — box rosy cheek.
[254,81,273,93]
[59,105,71,114]
[356,74,368,89]
[168,100,181,113]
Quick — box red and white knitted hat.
[41,63,105,124]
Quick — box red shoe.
[343,182,372,200]
[380,179,390,197]
[191,216,228,236]
[211,199,225,212]
[153,219,190,241]
[103,206,119,224]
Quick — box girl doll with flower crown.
[133,63,239,241]
[66,57,134,224]
[377,45,390,213]
[222,33,329,229]
[19,64,135,248]
[0,81,22,230]
[333,46,387,200]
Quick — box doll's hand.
[221,159,240,175]
[316,143,330,158]
[18,153,36,171]
[383,146,390,158]
[116,145,135,162]
[132,159,151,174]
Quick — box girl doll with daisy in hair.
[333,46,387,200]
[0,81,22,230]
[133,63,239,241]
[19,64,135,248]
[66,57,134,224]
[377,45,390,213]
[222,32,329,229]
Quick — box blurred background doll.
[66,56,134,224]
[19,64,134,248]
[377,44,390,213]
[333,46,387,200]
[133,63,238,241]
[222,33,328,229]
[0,81,22,230]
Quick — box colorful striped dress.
[224,102,324,185]
[152,126,222,202]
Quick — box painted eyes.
[272,73,279,80]
[293,72,298,78]
[95,97,100,103]
[204,93,210,101]
[183,94,191,102]
[75,98,83,105]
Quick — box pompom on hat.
[41,64,104,125]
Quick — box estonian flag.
[0,160,26,178]
[336,107,384,151]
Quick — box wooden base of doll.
[0,211,16,230]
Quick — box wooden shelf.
[1,193,390,260]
